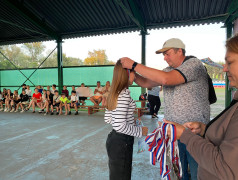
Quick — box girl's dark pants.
[106,130,134,180]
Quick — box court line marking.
[0,122,69,143]
[7,125,108,179]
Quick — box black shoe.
[38,109,44,113]
[152,115,158,118]
[153,114,158,118]
[32,111,35,113]
[75,111,78,115]
[68,111,71,115]
[50,112,54,115]
[56,112,59,115]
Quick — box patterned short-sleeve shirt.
[163,57,210,124]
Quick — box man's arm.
[98,89,104,95]
[134,73,160,88]
[121,58,185,86]
[135,64,185,86]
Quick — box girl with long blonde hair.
[105,60,148,180]
[4,89,13,112]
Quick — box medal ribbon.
[145,123,182,179]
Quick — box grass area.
[210,88,225,118]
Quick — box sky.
[44,23,227,70]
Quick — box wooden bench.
[77,105,106,115]
[77,100,149,116]
[135,107,149,117]
[78,105,94,115]
[83,106,148,118]
[135,100,148,108]
[75,99,149,117]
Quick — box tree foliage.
[0,45,27,69]
[0,44,84,69]
[23,42,45,64]
[84,49,114,65]
[205,62,225,81]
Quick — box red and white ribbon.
[145,123,182,180]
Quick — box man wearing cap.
[120,38,210,180]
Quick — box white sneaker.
[0,108,3,111]
[14,110,18,112]
[10,109,15,112]
[20,109,25,113]
[4,108,8,112]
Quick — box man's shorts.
[93,96,102,100]
[21,101,29,105]
[14,100,21,104]
[53,103,60,107]
[70,101,79,106]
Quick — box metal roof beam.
[3,0,59,40]
[128,0,147,33]
[225,0,238,26]
[115,0,147,33]
[0,19,51,37]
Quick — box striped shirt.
[104,88,142,138]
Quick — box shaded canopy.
[0,0,237,45]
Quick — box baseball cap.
[155,38,185,54]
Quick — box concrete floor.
[0,111,162,180]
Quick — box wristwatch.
[131,62,138,71]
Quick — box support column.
[57,39,63,94]
[141,30,146,66]
[234,19,238,33]
[225,23,233,107]
[141,30,147,94]
[232,18,238,99]
[0,69,1,89]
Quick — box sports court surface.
[0,111,162,180]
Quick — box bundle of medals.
[145,123,182,180]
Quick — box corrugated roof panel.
[0,0,233,45]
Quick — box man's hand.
[120,57,134,69]
[183,122,206,136]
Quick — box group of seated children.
[0,88,29,112]
[0,81,111,115]
[24,88,79,115]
